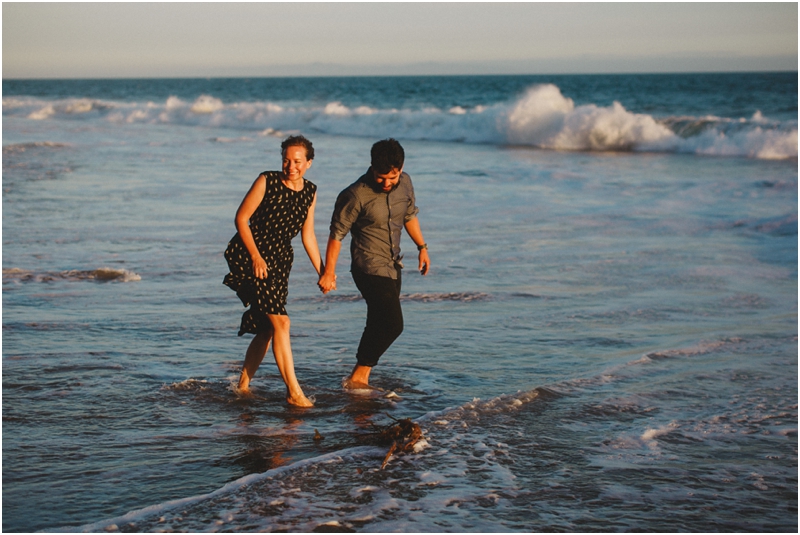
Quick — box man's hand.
[319,236,342,294]
[318,271,337,294]
[418,249,430,275]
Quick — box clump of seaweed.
[367,414,424,469]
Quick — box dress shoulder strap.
[257,171,280,204]
[259,171,284,190]
[304,178,317,195]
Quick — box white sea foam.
[643,339,737,361]
[68,399,525,532]
[189,95,224,114]
[2,267,141,283]
[505,84,675,151]
[5,85,796,159]
[63,446,386,533]
[2,141,70,153]
[27,104,56,120]
[401,291,490,302]
[641,425,675,442]
[64,388,537,532]
[56,335,796,533]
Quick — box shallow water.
[2,74,797,532]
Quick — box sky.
[2,2,797,79]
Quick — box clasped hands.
[318,271,337,294]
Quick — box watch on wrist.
[417,243,428,251]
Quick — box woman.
[223,135,324,407]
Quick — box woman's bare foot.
[233,377,254,398]
[237,371,252,392]
[235,387,254,398]
[286,391,314,407]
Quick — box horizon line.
[4,68,798,82]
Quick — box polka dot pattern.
[223,171,317,335]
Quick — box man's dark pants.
[352,269,403,367]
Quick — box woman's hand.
[318,271,337,294]
[252,255,268,279]
[235,175,270,280]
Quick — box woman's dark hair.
[281,135,314,160]
[370,138,404,174]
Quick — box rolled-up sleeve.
[329,189,360,242]
[404,177,419,223]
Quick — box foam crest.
[189,95,224,114]
[643,339,737,361]
[2,141,69,154]
[420,386,557,429]
[3,267,141,283]
[299,291,491,304]
[677,125,798,160]
[401,291,490,303]
[4,88,796,159]
[18,97,113,119]
[516,93,674,151]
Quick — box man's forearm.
[404,217,426,247]
[324,235,342,276]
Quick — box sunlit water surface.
[2,74,797,532]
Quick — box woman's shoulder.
[257,171,283,190]
[303,178,317,193]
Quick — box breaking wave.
[4,83,796,160]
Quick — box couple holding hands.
[223,136,430,407]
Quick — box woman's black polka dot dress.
[223,171,317,336]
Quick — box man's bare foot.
[345,364,373,389]
[286,393,314,407]
[342,377,384,392]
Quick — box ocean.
[2,73,797,532]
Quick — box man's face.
[373,167,402,192]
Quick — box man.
[318,139,430,389]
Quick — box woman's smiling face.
[282,145,312,181]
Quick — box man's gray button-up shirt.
[330,168,419,279]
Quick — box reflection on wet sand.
[231,415,303,473]
[229,392,424,476]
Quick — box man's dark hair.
[370,138,404,174]
[281,135,314,160]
